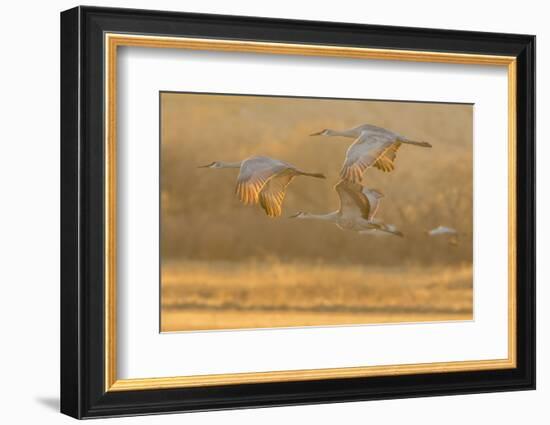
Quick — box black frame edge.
[515,34,536,391]
[60,6,83,419]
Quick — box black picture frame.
[61,5,535,419]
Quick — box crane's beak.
[197,164,211,168]
[288,212,301,218]
[309,131,323,136]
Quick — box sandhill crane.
[311,124,432,183]
[427,225,457,236]
[427,225,459,246]
[289,180,403,237]
[198,155,325,217]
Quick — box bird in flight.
[289,180,403,237]
[198,155,325,217]
[311,123,432,183]
[427,225,459,246]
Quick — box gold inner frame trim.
[104,33,518,392]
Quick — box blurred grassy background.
[160,92,473,331]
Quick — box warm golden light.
[160,93,474,332]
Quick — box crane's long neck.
[218,161,243,168]
[302,211,339,221]
[326,129,357,138]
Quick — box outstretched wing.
[362,187,384,220]
[373,142,402,172]
[340,132,398,182]
[235,156,288,205]
[334,180,370,220]
[259,169,296,217]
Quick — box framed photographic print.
[60,6,535,419]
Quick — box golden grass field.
[161,260,473,331]
[160,93,473,331]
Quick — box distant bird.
[311,124,432,182]
[427,225,459,246]
[198,155,325,217]
[289,180,403,237]
[427,226,457,236]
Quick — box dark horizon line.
[159,90,474,106]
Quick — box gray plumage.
[427,226,458,236]
[311,124,432,182]
[290,180,403,237]
[198,155,325,217]
[427,226,460,246]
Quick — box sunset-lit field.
[160,93,473,331]
[161,260,473,331]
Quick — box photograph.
[160,92,474,332]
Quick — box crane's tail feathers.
[377,224,404,237]
[299,171,326,179]
[384,229,404,237]
[401,139,432,148]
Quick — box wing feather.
[373,142,402,172]
[362,187,384,220]
[334,180,370,220]
[235,156,288,205]
[258,170,296,217]
[340,133,399,182]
